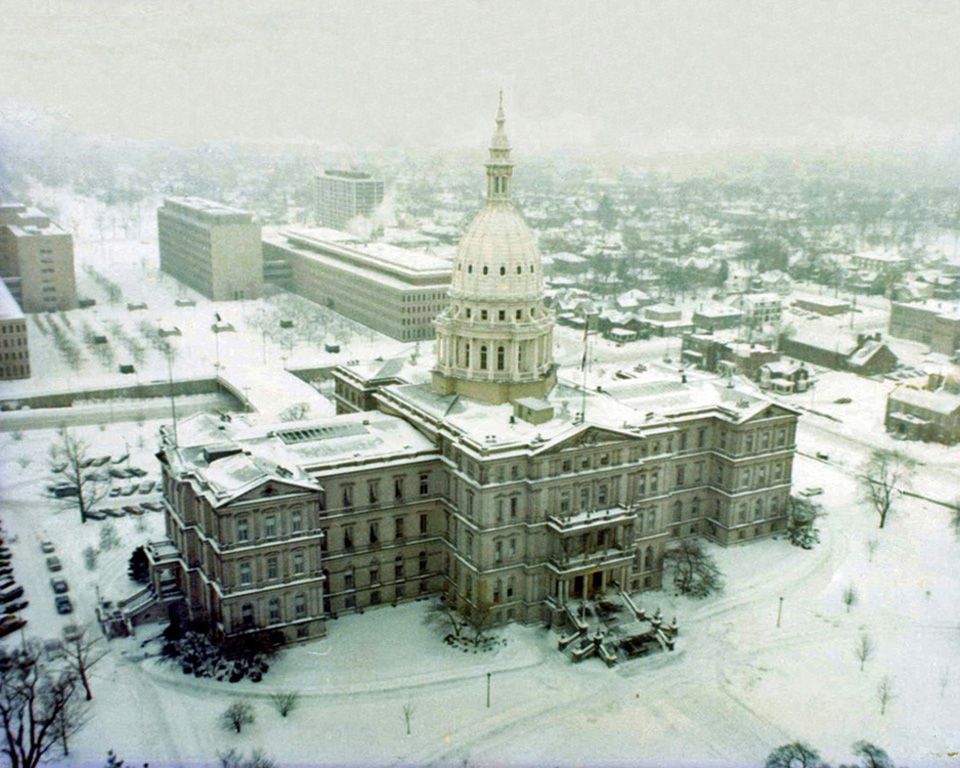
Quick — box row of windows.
[237,592,308,630]
[0,324,25,334]
[336,475,430,510]
[1,338,26,347]
[237,550,308,585]
[331,513,430,551]
[461,262,536,276]
[336,551,430,590]
[235,507,306,543]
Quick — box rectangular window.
[369,564,380,584]
[237,518,249,542]
[344,527,354,550]
[294,593,307,618]
[264,515,277,538]
[344,570,354,590]
[266,557,279,580]
[419,513,428,534]
[291,510,303,532]
[510,496,519,518]
[419,474,429,496]
[293,552,305,575]
[394,517,405,540]
[342,485,353,509]
[394,477,404,501]
[676,466,685,486]
[597,485,608,506]
[369,521,380,545]
[239,562,252,585]
[368,480,379,504]
[320,527,329,552]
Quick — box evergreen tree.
[128,546,150,584]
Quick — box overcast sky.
[1,0,959,154]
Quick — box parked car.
[0,566,13,578]
[123,505,142,516]
[52,483,79,498]
[121,484,138,496]
[141,501,163,512]
[40,540,56,554]
[0,586,24,603]
[103,507,126,519]
[815,452,830,461]
[138,480,155,494]
[109,486,123,497]
[45,555,63,572]
[129,467,148,478]
[54,596,73,615]
[0,616,27,638]
[0,578,15,592]
[92,455,111,467]
[44,638,64,659]
[62,623,83,642]
[85,510,108,521]
[4,600,28,613]
[50,577,69,594]
[801,486,824,497]
[111,454,129,466]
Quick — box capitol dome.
[432,93,556,405]
[451,206,544,300]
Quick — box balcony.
[547,546,634,575]
[547,505,636,535]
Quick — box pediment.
[229,478,319,505]
[535,425,636,455]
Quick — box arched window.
[644,546,654,570]
[754,498,764,520]
[294,592,307,618]
[672,500,682,523]
[464,342,470,368]
[516,265,522,274]
[497,346,505,370]
[241,602,255,628]
[480,345,488,369]
[529,264,534,272]
[499,266,506,275]
[482,266,489,275]
[468,264,473,274]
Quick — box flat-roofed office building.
[0,279,30,380]
[157,197,263,301]
[315,170,384,230]
[262,227,451,341]
[0,203,78,313]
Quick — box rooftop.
[889,385,960,416]
[266,227,452,287]
[0,279,23,320]
[161,197,255,223]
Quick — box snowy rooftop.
[170,409,439,497]
[0,279,23,320]
[888,385,960,415]
[266,227,452,287]
[162,196,254,221]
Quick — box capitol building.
[143,98,800,643]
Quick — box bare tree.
[765,741,827,768]
[0,643,88,768]
[402,702,415,736]
[854,633,873,672]
[951,498,960,539]
[60,625,108,701]
[859,449,916,529]
[425,591,466,641]
[218,748,276,768]
[270,691,298,718]
[464,598,496,648]
[851,740,894,768]
[662,537,724,598]
[222,701,255,733]
[842,585,858,613]
[48,428,110,524]
[865,538,879,562]
[876,675,895,715]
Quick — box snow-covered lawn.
[1,418,958,767]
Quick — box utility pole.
[486,671,491,708]
[776,596,784,628]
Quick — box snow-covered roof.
[888,385,960,416]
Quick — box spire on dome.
[487,91,513,203]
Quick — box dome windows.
[468,264,474,274]
[516,265,522,274]
[497,346,505,370]
[500,266,506,276]
[480,345,488,370]
[483,266,489,275]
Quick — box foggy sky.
[1,0,959,154]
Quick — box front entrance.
[570,571,605,601]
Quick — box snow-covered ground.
[1,416,958,767]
